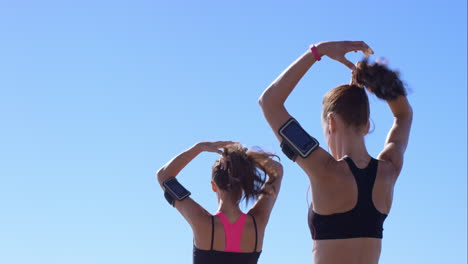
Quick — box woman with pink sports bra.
[157,141,283,264]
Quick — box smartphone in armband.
[163,178,191,202]
[279,118,319,159]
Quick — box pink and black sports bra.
[193,212,261,264]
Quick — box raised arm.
[248,154,283,227]
[351,59,413,178]
[378,96,413,177]
[157,141,233,228]
[258,41,373,178]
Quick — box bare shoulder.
[307,156,346,184]
[175,198,212,231]
[193,211,215,250]
[297,149,341,182]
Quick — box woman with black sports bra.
[259,40,412,264]
[157,141,283,264]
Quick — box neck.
[216,197,242,215]
[332,130,370,165]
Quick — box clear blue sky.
[0,0,466,263]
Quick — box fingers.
[213,140,236,148]
[338,41,373,70]
[363,46,374,57]
[351,41,374,56]
[205,141,235,154]
[204,145,224,155]
[219,155,230,170]
[220,157,226,170]
[338,56,357,71]
[199,141,236,155]
[214,149,223,155]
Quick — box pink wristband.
[310,45,321,61]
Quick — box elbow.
[276,167,284,180]
[258,88,278,110]
[258,89,268,107]
[396,105,413,121]
[156,168,165,185]
[407,105,413,121]
[258,95,266,108]
[269,163,284,180]
[258,95,272,118]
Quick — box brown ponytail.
[352,58,407,100]
[211,144,277,204]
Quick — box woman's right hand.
[316,41,374,70]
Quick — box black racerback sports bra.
[308,157,388,240]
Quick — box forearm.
[259,50,318,107]
[156,143,202,187]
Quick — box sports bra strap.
[210,215,214,251]
[249,214,258,253]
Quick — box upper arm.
[378,97,413,177]
[173,197,211,231]
[158,176,211,232]
[258,96,336,183]
[155,146,212,236]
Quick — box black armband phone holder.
[162,178,191,207]
[278,118,320,162]
[164,191,175,207]
[281,141,298,162]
